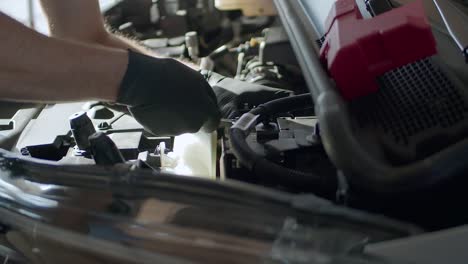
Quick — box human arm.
[0,11,126,102]
[0,12,219,135]
[39,0,152,54]
[39,0,200,69]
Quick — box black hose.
[229,94,337,192]
[250,93,313,116]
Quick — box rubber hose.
[230,94,337,192]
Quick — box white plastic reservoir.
[160,131,218,180]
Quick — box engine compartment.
[2,0,468,236]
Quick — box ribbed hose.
[229,94,337,192]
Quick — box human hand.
[117,50,221,135]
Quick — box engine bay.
[0,0,467,229]
[2,1,468,262]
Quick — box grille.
[351,59,468,146]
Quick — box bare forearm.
[40,0,149,54]
[41,0,198,68]
[0,13,127,103]
[100,32,152,55]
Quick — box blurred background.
[0,0,119,34]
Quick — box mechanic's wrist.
[84,48,128,103]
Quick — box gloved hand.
[117,50,220,136]
[204,71,293,119]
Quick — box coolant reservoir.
[160,131,217,180]
[215,0,277,16]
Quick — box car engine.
[0,0,465,228]
[2,1,468,263]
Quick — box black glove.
[204,72,293,119]
[117,50,220,136]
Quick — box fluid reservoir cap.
[70,112,91,127]
[70,112,96,150]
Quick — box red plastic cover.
[319,0,437,101]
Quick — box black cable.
[250,93,313,115]
[229,94,337,192]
